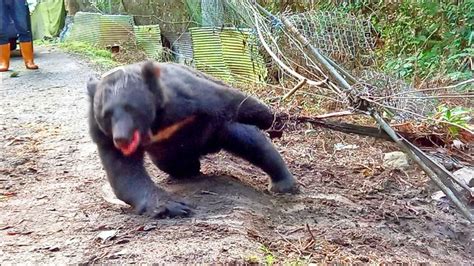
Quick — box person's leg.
[0,0,11,72]
[11,0,38,69]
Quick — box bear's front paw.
[150,200,193,218]
[136,191,193,219]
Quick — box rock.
[334,143,358,151]
[428,152,462,171]
[101,183,128,207]
[97,230,118,243]
[453,167,474,187]
[48,246,60,252]
[383,151,410,170]
[452,139,466,150]
[431,191,446,201]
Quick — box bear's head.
[87,61,165,156]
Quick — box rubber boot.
[19,42,38,70]
[0,43,10,72]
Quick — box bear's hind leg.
[218,122,297,193]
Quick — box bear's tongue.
[118,130,140,156]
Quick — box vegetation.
[58,41,149,72]
[257,0,473,137]
[59,41,119,70]
[433,105,472,137]
[243,245,310,265]
[352,1,474,84]
[259,1,473,85]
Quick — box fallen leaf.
[6,231,32,236]
[362,168,373,177]
[95,224,111,231]
[452,139,465,150]
[107,249,128,259]
[137,223,157,232]
[334,143,359,151]
[200,190,218,195]
[1,192,17,197]
[0,225,13,231]
[115,239,130,245]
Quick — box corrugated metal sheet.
[67,12,101,44]
[134,25,163,60]
[98,14,134,47]
[190,27,266,84]
[66,13,266,84]
[66,12,134,47]
[220,28,267,83]
[189,27,234,82]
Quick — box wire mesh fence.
[357,70,437,121]
[239,1,444,122]
[288,10,377,70]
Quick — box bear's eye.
[123,104,135,113]
[102,109,113,120]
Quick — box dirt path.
[0,47,472,264]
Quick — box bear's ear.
[141,60,161,88]
[87,77,99,98]
[141,61,166,108]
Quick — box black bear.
[87,61,297,218]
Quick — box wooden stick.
[292,116,393,141]
[315,110,354,119]
[281,79,307,101]
[402,137,474,197]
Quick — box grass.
[58,41,120,70]
[35,40,120,70]
[36,39,148,71]
[242,245,311,265]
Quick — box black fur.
[87,61,296,218]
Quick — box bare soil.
[0,47,472,264]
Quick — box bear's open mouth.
[115,130,141,156]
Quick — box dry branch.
[279,15,351,94]
[282,79,308,101]
[254,13,325,87]
[315,110,354,119]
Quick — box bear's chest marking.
[149,115,196,143]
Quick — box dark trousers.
[0,0,32,45]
